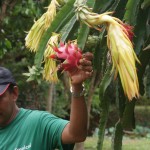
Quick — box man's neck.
[1,105,20,128]
[7,105,20,125]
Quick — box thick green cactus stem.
[111,121,123,150]
[97,66,113,150]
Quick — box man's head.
[0,67,19,127]
[0,67,16,96]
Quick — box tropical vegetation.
[0,0,150,150]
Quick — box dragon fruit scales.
[50,41,82,71]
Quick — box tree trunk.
[0,0,17,24]
[87,71,101,129]
[46,83,55,112]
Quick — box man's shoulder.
[21,108,49,115]
[16,108,55,129]
[20,108,55,120]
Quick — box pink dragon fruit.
[50,41,82,71]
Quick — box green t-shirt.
[0,108,73,150]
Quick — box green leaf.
[141,0,150,9]
[146,10,150,39]
[93,0,122,14]
[122,100,136,130]
[93,0,114,12]
[77,24,90,50]
[60,15,77,42]
[93,30,107,71]
[5,39,12,49]
[113,0,128,19]
[137,48,150,95]
[86,0,95,7]
[77,0,95,50]
[26,76,35,82]
[97,66,113,150]
[133,8,149,54]
[124,0,141,25]
[34,0,76,68]
[112,121,123,150]
[63,21,80,41]
[99,66,113,96]
[108,0,121,11]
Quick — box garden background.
[0,0,150,149]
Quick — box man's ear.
[12,86,19,102]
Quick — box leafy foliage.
[0,0,150,150]
[0,0,51,110]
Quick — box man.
[0,52,93,150]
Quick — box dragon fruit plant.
[23,0,149,149]
[25,0,141,101]
[74,3,140,100]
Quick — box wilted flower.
[25,0,59,52]
[75,5,140,100]
[43,33,60,82]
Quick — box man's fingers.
[79,58,92,66]
[85,69,94,78]
[78,52,93,78]
[82,52,93,61]
[78,65,93,72]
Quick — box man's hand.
[68,52,94,85]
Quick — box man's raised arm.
[61,52,93,143]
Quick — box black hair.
[7,83,16,93]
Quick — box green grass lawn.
[85,136,150,150]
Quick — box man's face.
[0,87,17,127]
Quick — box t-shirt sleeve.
[38,112,70,150]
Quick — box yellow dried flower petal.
[43,33,60,82]
[75,5,140,100]
[25,0,59,52]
